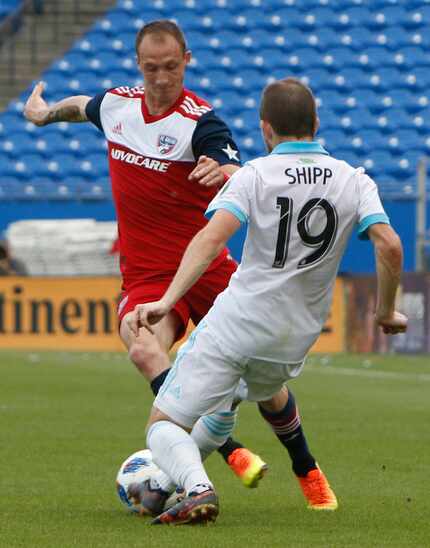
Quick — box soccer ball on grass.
[116,449,183,513]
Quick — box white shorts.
[154,322,304,428]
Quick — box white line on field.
[305,365,430,382]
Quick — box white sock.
[147,421,213,495]
[148,410,237,493]
[150,468,176,494]
[191,410,238,460]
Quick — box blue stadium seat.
[48,180,81,200]
[378,89,412,113]
[356,90,389,113]
[269,27,311,49]
[192,49,223,71]
[0,159,21,180]
[387,152,420,179]
[212,91,246,115]
[0,179,23,200]
[340,27,379,51]
[318,108,342,132]
[222,49,256,72]
[251,48,290,72]
[335,149,362,169]
[1,133,42,158]
[313,4,338,21]
[239,29,282,51]
[381,26,418,50]
[305,68,344,91]
[109,1,150,17]
[341,6,372,28]
[234,69,265,92]
[183,11,225,33]
[410,29,430,49]
[95,13,135,34]
[316,89,343,111]
[373,6,417,30]
[340,108,381,134]
[409,93,430,113]
[233,108,260,133]
[319,129,347,151]
[363,150,395,178]
[361,129,397,154]
[80,179,111,200]
[373,109,414,133]
[336,68,380,92]
[396,129,424,151]
[15,180,62,201]
[312,28,343,50]
[405,0,430,7]
[403,6,430,29]
[398,46,430,70]
[268,7,301,28]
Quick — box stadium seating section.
[0,0,430,201]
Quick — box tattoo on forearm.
[45,105,86,124]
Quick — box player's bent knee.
[259,387,289,413]
[128,340,165,373]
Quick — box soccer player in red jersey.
[24,20,267,498]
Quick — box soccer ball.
[116,449,183,513]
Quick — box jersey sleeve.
[85,91,108,132]
[205,164,255,224]
[192,110,241,166]
[356,170,390,240]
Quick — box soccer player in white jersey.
[128,77,408,525]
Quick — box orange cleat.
[227,448,268,488]
[297,466,338,510]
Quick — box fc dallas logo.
[157,134,177,155]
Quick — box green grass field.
[1,350,429,548]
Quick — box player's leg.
[144,326,242,525]
[244,361,338,511]
[120,283,263,486]
[120,307,181,384]
[127,413,235,518]
[134,388,264,517]
[258,386,317,477]
[122,308,250,475]
[186,257,267,485]
[146,409,218,525]
[259,387,337,510]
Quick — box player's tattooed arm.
[24,81,90,126]
[44,104,87,124]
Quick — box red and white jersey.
[85,86,241,287]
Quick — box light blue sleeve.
[357,213,390,240]
[205,201,248,224]
[205,165,254,225]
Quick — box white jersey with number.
[204,141,389,364]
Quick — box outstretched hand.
[376,310,408,335]
[23,82,49,126]
[127,300,171,337]
[188,155,225,187]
